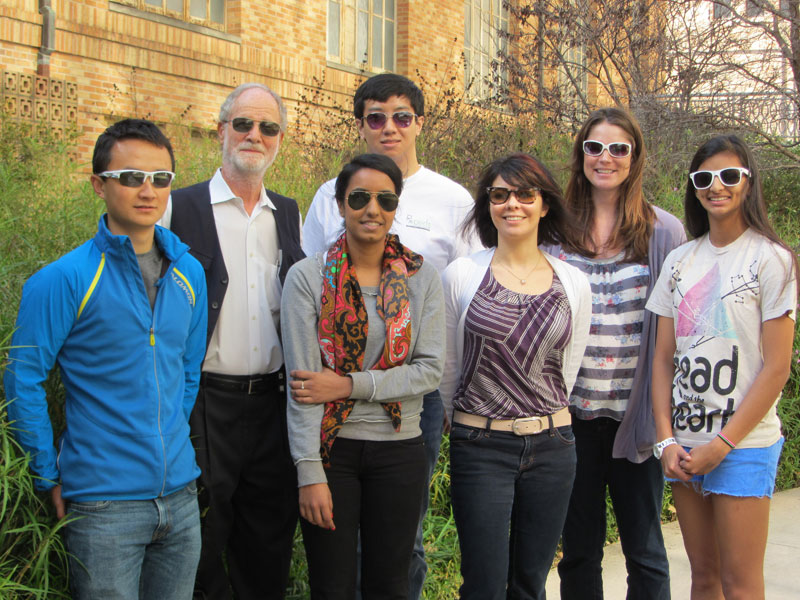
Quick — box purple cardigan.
[544,205,686,462]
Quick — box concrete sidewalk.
[545,486,800,599]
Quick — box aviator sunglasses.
[361,111,418,130]
[98,170,175,188]
[226,117,281,137]
[486,187,541,205]
[689,167,750,190]
[582,140,632,158]
[347,190,400,211]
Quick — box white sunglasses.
[689,167,750,190]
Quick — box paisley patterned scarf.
[317,232,423,466]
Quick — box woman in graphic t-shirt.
[648,135,798,599]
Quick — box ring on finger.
[301,381,305,390]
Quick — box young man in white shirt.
[302,73,477,599]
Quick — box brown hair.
[565,107,653,262]
[466,153,582,250]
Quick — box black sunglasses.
[361,111,417,130]
[582,140,632,158]
[227,117,281,137]
[347,190,400,212]
[98,170,175,189]
[689,167,750,190]
[486,187,540,205]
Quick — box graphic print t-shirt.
[646,229,796,448]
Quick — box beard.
[223,140,280,176]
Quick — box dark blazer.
[170,179,305,349]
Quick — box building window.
[746,0,764,16]
[713,1,733,19]
[328,0,396,72]
[464,0,509,102]
[118,0,225,27]
[559,42,588,102]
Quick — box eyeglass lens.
[487,187,538,204]
[230,117,281,137]
[347,190,400,211]
[363,112,416,130]
[583,140,631,158]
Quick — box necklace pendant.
[520,279,526,284]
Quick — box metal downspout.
[38,0,55,77]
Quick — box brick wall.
[0,0,471,166]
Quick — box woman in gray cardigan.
[280,154,444,599]
[547,108,686,600]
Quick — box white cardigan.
[440,248,592,421]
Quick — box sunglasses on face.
[361,111,417,130]
[227,117,281,137]
[98,170,175,188]
[347,190,400,212]
[689,167,750,190]
[486,187,541,205]
[582,140,632,158]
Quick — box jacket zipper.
[151,319,167,497]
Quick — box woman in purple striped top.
[440,153,592,599]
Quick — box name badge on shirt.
[406,214,432,231]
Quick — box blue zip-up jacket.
[4,216,207,501]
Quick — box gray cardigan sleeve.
[281,257,328,487]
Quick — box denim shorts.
[666,436,784,498]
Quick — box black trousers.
[191,374,298,600]
[301,436,427,600]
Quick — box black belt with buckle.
[200,370,285,395]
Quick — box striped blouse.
[558,250,650,421]
[452,268,572,419]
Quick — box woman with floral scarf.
[281,153,445,599]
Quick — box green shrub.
[3,93,800,597]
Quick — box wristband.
[717,432,736,449]
[653,437,677,459]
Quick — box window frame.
[116,0,226,30]
[327,0,397,73]
[463,0,510,103]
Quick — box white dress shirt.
[162,169,284,375]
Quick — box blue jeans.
[450,422,577,600]
[65,483,201,600]
[558,417,670,600]
[408,390,444,599]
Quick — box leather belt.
[200,370,285,395]
[453,406,571,436]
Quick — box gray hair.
[218,83,288,131]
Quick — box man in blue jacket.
[4,119,208,599]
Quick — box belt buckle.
[247,378,260,395]
[511,415,545,436]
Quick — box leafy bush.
[3,85,800,596]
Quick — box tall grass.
[2,94,800,597]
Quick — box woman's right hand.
[299,483,335,530]
[660,443,692,481]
